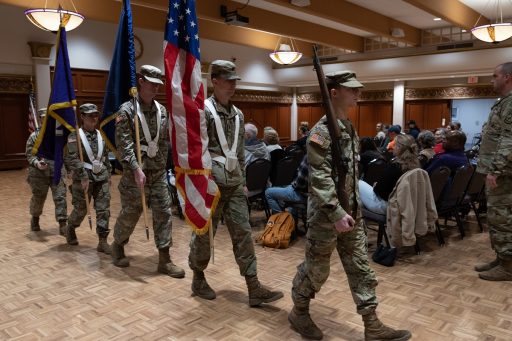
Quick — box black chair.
[270,148,286,176]
[435,164,474,239]
[285,145,305,164]
[283,199,308,234]
[362,158,387,186]
[271,156,300,187]
[246,159,272,219]
[460,171,486,232]
[362,208,391,248]
[428,166,451,245]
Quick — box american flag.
[164,0,220,234]
[28,81,38,133]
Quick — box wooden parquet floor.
[0,170,511,340]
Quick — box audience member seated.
[359,134,420,214]
[426,130,469,175]
[386,125,401,152]
[265,155,308,219]
[263,128,282,153]
[452,121,462,131]
[359,137,384,176]
[407,120,420,139]
[434,128,447,154]
[417,130,436,167]
[290,121,310,152]
[244,123,270,167]
[375,122,386,141]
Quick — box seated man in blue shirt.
[265,155,308,218]
[426,130,469,175]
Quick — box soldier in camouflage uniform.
[111,65,184,278]
[26,108,67,234]
[475,62,512,281]
[64,104,111,253]
[188,60,283,307]
[289,71,411,341]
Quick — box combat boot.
[288,306,323,340]
[474,257,500,272]
[30,216,40,231]
[97,236,111,254]
[58,220,67,236]
[363,311,411,341]
[191,270,216,300]
[157,247,185,278]
[66,225,79,245]
[479,258,512,281]
[111,242,130,267]
[245,275,284,307]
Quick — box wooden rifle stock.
[312,45,350,213]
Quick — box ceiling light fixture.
[471,0,512,43]
[433,17,442,21]
[269,37,302,65]
[25,1,84,32]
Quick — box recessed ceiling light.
[433,17,442,21]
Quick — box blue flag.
[32,25,77,184]
[100,0,137,155]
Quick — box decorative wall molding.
[405,85,496,100]
[360,90,394,102]
[213,89,293,103]
[27,42,53,59]
[0,74,31,94]
[296,93,321,104]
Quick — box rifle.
[312,45,351,215]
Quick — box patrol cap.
[79,103,100,115]
[325,70,364,88]
[37,107,47,117]
[140,65,164,84]
[210,60,241,80]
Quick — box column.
[290,87,298,141]
[27,42,53,109]
[392,81,405,126]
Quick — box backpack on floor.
[257,212,295,249]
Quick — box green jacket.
[115,99,168,171]
[307,115,361,224]
[65,129,111,182]
[205,95,246,188]
[25,130,56,177]
[477,92,512,176]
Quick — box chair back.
[286,145,305,163]
[270,148,286,172]
[443,164,474,207]
[466,171,485,198]
[429,166,451,203]
[271,156,300,187]
[246,159,271,192]
[363,158,387,185]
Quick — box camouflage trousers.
[189,183,257,276]
[292,219,378,315]
[68,179,110,237]
[113,168,172,249]
[27,171,67,222]
[486,175,512,261]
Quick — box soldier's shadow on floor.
[215,289,282,313]
[25,230,54,243]
[101,254,162,284]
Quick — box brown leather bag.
[257,212,295,249]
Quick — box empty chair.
[460,171,486,232]
[246,159,272,219]
[428,166,451,244]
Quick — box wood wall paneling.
[0,93,29,169]
[405,100,451,131]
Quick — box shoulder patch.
[68,136,76,143]
[310,133,326,147]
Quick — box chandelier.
[269,37,303,65]
[25,1,84,32]
[471,0,512,43]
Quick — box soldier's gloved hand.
[134,167,146,188]
[334,214,355,233]
[35,160,48,170]
[81,178,89,192]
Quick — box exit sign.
[467,76,479,84]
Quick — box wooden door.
[0,93,29,169]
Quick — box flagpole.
[131,88,150,241]
[73,109,93,230]
[29,78,39,130]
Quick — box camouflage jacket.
[25,130,56,177]
[65,129,111,182]
[307,115,361,224]
[477,92,512,175]
[205,95,246,187]
[115,99,168,171]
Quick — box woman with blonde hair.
[359,134,419,214]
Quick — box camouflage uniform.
[188,95,257,276]
[65,129,111,237]
[477,92,512,262]
[292,115,379,315]
[26,130,67,224]
[113,99,172,249]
